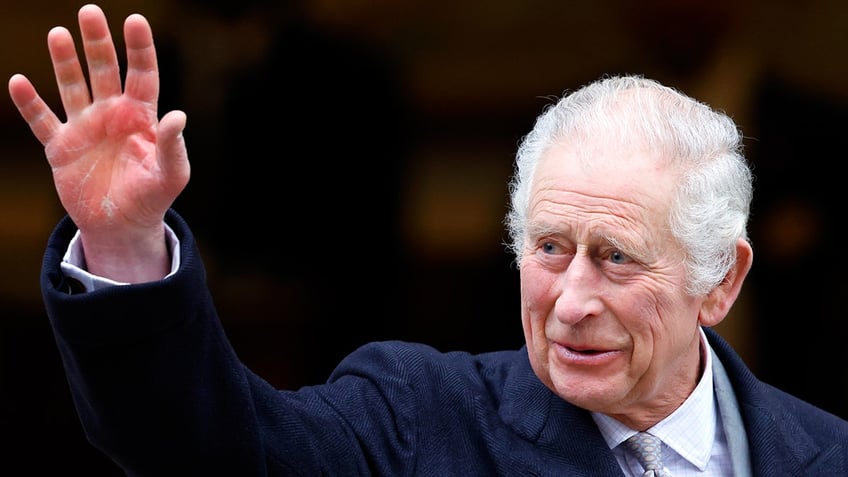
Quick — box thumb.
[157,110,191,188]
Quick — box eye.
[608,249,632,264]
[542,242,561,254]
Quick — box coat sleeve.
[40,210,343,476]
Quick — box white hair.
[505,74,752,296]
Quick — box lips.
[563,343,609,354]
[569,347,603,355]
[554,341,621,365]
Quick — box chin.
[548,368,623,411]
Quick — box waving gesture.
[8,4,189,282]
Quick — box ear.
[699,238,753,327]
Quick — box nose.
[554,253,604,324]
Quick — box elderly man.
[9,4,848,476]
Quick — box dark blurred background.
[2,0,848,473]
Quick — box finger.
[8,73,63,146]
[157,110,191,189]
[78,3,122,101]
[47,26,91,118]
[122,13,158,107]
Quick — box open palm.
[8,5,189,236]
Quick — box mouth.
[567,346,605,355]
[554,342,621,365]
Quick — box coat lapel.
[705,328,842,475]
[501,346,625,476]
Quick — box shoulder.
[706,327,846,428]
[759,381,848,435]
[705,327,848,471]
[328,341,528,401]
[333,341,524,380]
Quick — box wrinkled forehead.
[535,136,680,198]
[531,139,682,240]
[529,140,683,257]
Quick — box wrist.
[79,223,171,283]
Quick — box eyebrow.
[604,230,660,265]
[528,220,631,247]
[525,221,561,239]
[527,219,649,260]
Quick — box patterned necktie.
[624,432,673,477]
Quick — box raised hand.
[8,4,189,282]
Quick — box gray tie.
[624,432,673,477]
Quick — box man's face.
[519,140,706,427]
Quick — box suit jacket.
[41,211,848,476]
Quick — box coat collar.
[705,328,841,475]
[498,331,844,475]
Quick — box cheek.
[520,265,557,343]
[520,264,558,320]
[520,266,556,387]
[624,291,693,364]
